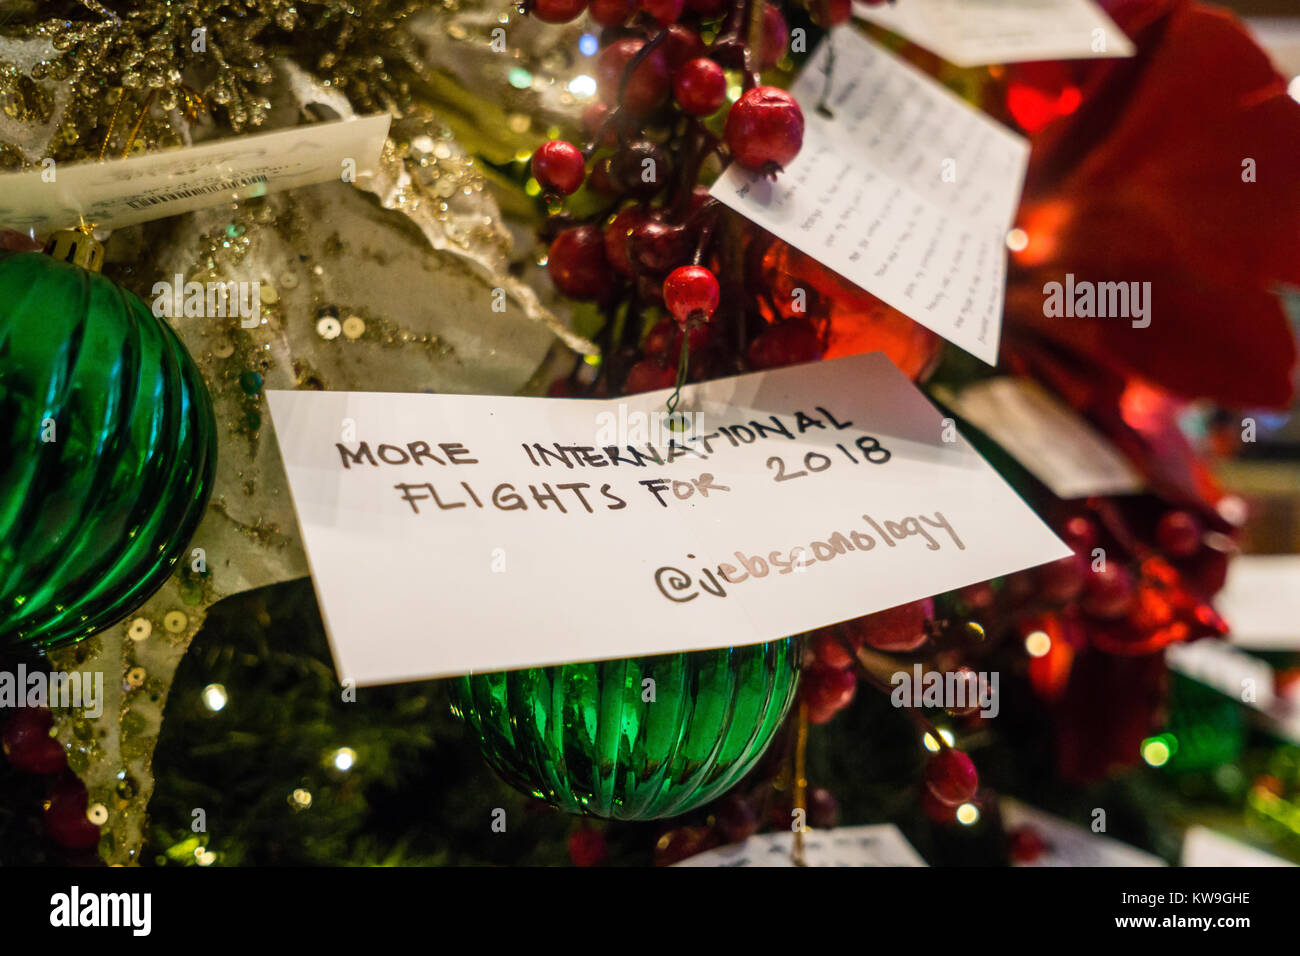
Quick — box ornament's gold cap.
[43,228,105,273]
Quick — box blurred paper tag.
[710,28,1028,365]
[0,114,390,234]
[1181,827,1295,867]
[935,377,1144,499]
[676,825,927,867]
[854,0,1135,67]
[267,352,1069,684]
[1216,555,1300,650]
[1002,799,1165,867]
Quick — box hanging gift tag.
[1001,799,1166,867]
[675,824,927,867]
[709,28,1028,365]
[1181,826,1296,867]
[1214,555,1300,651]
[854,0,1135,68]
[933,377,1144,499]
[0,113,391,234]
[267,352,1069,685]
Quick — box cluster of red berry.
[524,0,865,397]
[1,708,101,851]
[987,501,1237,662]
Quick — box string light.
[923,728,956,752]
[1024,630,1051,658]
[332,747,357,772]
[201,683,228,712]
[956,803,980,825]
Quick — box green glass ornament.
[451,638,801,820]
[0,236,217,650]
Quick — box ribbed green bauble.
[0,234,217,651]
[451,638,801,820]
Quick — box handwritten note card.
[854,0,1135,67]
[934,378,1144,499]
[1001,799,1165,867]
[709,28,1028,365]
[268,353,1069,685]
[675,824,927,867]
[0,114,390,234]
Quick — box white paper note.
[934,377,1144,499]
[675,824,927,866]
[1216,555,1300,650]
[267,353,1069,685]
[855,0,1135,67]
[1001,799,1166,867]
[710,28,1029,365]
[0,114,391,234]
[1181,826,1295,867]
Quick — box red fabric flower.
[1003,0,1300,411]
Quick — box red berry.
[689,184,711,214]
[803,664,856,724]
[43,775,101,850]
[812,0,853,27]
[663,265,719,324]
[673,57,727,116]
[1060,515,1098,552]
[1,709,66,775]
[843,599,932,652]
[531,140,586,195]
[1008,826,1048,864]
[725,85,804,170]
[809,627,855,669]
[581,101,615,143]
[604,206,650,276]
[567,826,607,866]
[924,748,978,807]
[685,0,727,14]
[921,785,958,823]
[1080,563,1136,619]
[946,667,987,717]
[625,358,677,393]
[531,0,588,23]
[644,316,708,357]
[1038,551,1085,603]
[548,225,616,300]
[609,140,669,198]
[662,23,706,70]
[747,320,821,369]
[628,219,692,273]
[760,4,788,69]
[714,793,760,843]
[807,786,840,828]
[588,156,619,196]
[639,0,683,25]
[597,38,670,116]
[1156,510,1202,558]
[654,825,714,865]
[589,0,635,27]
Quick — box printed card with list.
[268,353,1070,685]
[854,0,1135,68]
[709,28,1029,365]
[0,114,391,234]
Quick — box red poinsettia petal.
[1006,254,1297,409]
[1009,1,1300,410]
